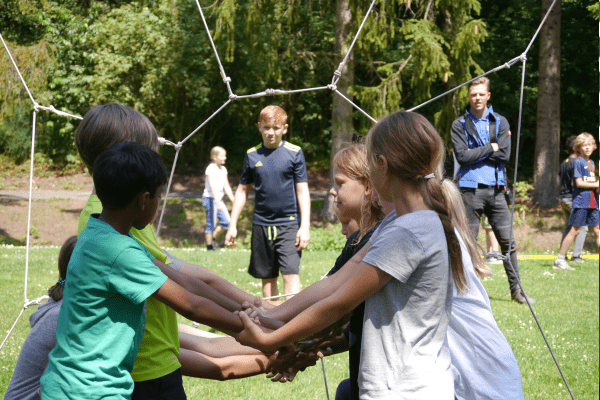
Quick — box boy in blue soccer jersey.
[225,106,311,301]
[554,132,600,270]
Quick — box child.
[4,236,77,400]
[202,146,234,250]
[554,132,599,270]
[74,103,274,399]
[225,105,311,300]
[40,142,249,400]
[236,111,468,399]
[557,135,589,263]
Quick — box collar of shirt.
[467,104,493,123]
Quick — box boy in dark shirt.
[225,106,310,301]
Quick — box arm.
[451,119,494,166]
[179,348,271,380]
[295,181,311,251]
[224,183,251,246]
[487,116,511,164]
[575,177,599,189]
[153,278,244,333]
[180,332,262,358]
[224,177,235,203]
[263,243,371,322]
[236,257,391,352]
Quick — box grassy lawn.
[1,246,598,399]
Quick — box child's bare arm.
[225,183,251,246]
[575,176,599,189]
[153,279,244,333]
[179,347,271,380]
[236,258,390,352]
[295,181,311,251]
[264,244,371,322]
[224,179,235,203]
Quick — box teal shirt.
[40,215,168,400]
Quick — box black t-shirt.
[559,156,576,198]
[240,141,308,226]
[326,223,379,400]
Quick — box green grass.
[0,246,598,399]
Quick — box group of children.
[5,103,528,400]
[554,132,599,270]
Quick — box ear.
[282,124,289,134]
[137,192,151,211]
[377,155,389,176]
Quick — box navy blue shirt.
[240,141,308,226]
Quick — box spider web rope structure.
[0,0,575,398]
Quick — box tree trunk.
[321,0,354,222]
[533,0,561,208]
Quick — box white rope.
[332,88,378,123]
[0,296,48,352]
[262,292,298,301]
[0,33,37,105]
[23,110,37,304]
[33,103,83,120]
[156,146,181,237]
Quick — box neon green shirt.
[78,195,181,382]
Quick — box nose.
[329,187,337,197]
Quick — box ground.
[0,168,596,254]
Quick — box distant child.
[557,135,589,263]
[555,132,600,270]
[4,236,77,400]
[225,105,311,300]
[236,112,468,399]
[202,146,234,250]
[40,142,248,400]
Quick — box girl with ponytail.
[236,112,469,399]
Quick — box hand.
[234,311,279,353]
[295,225,310,251]
[224,227,237,246]
[217,201,226,212]
[491,143,499,152]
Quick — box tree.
[533,0,561,208]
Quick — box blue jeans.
[202,196,230,233]
[460,186,522,294]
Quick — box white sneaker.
[553,258,575,270]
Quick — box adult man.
[225,106,310,302]
[451,77,535,305]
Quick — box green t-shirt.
[40,215,168,399]
[77,195,181,382]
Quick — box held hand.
[234,311,278,353]
[491,143,499,152]
[295,226,310,251]
[224,227,237,246]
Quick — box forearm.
[229,186,248,226]
[180,333,262,358]
[179,348,270,380]
[296,183,311,228]
[263,277,336,322]
[575,180,599,189]
[224,182,234,203]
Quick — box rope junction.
[0,0,574,398]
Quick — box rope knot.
[157,137,167,146]
[327,84,337,91]
[223,76,232,83]
[174,142,183,151]
[229,93,238,101]
[333,70,342,77]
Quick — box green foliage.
[305,225,348,252]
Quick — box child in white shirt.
[203,146,234,250]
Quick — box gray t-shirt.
[5,298,62,400]
[360,210,454,400]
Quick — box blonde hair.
[573,132,597,157]
[332,144,385,239]
[210,146,225,159]
[469,77,490,91]
[441,180,492,279]
[366,111,468,293]
[259,105,288,125]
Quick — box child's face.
[258,117,288,149]
[330,169,367,221]
[580,139,595,158]
[340,218,359,239]
[213,150,227,166]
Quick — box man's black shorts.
[249,223,301,279]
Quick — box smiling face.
[329,169,368,221]
[468,83,491,117]
[213,149,227,166]
[258,117,288,149]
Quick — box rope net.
[1,0,574,398]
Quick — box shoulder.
[246,144,262,154]
[283,141,302,153]
[451,117,465,132]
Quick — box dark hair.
[93,142,168,210]
[48,236,77,301]
[565,135,577,154]
[75,104,158,176]
[366,111,468,293]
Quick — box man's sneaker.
[570,256,585,263]
[553,258,575,270]
[485,252,503,264]
[511,289,536,305]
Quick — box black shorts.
[248,223,301,279]
[131,368,187,400]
